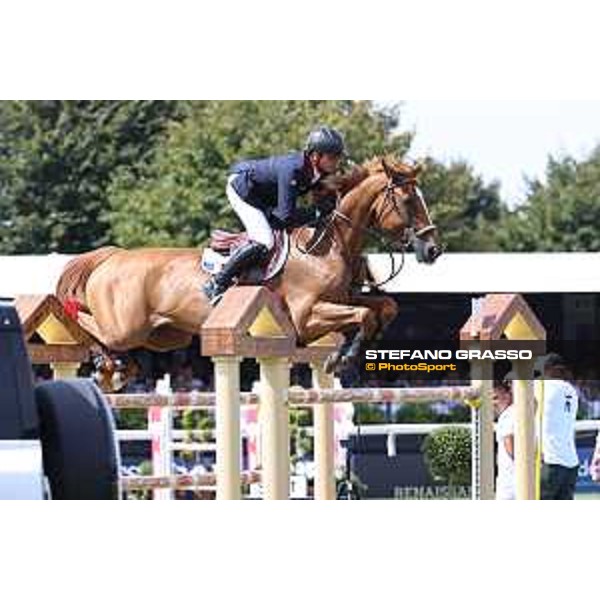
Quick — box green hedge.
[422,426,472,487]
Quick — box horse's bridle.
[295,172,439,288]
[377,175,437,247]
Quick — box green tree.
[0,100,181,253]
[417,157,504,252]
[0,100,511,254]
[107,101,413,248]
[498,148,600,251]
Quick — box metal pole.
[470,360,494,499]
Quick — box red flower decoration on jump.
[63,297,82,320]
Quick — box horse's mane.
[363,155,421,178]
[56,246,121,309]
[317,155,421,198]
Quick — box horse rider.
[202,126,346,304]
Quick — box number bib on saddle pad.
[201,229,289,283]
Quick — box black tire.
[35,379,121,500]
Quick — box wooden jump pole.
[513,359,536,500]
[258,357,291,500]
[50,362,80,379]
[461,294,546,500]
[201,286,297,501]
[311,363,336,500]
[213,356,242,500]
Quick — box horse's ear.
[381,157,392,177]
[413,161,425,176]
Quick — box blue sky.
[398,101,600,207]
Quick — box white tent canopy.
[0,252,598,298]
[366,252,599,293]
[0,254,74,297]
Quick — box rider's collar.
[303,152,322,183]
[311,165,321,184]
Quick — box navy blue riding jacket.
[229,151,320,229]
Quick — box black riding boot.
[202,241,269,304]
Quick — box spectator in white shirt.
[537,354,579,500]
[493,381,515,500]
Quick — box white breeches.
[226,174,275,250]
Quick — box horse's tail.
[56,246,121,310]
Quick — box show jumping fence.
[107,378,483,500]
[20,287,546,500]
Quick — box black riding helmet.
[305,126,345,156]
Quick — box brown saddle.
[210,230,250,253]
[205,229,290,283]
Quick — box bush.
[354,404,387,424]
[394,404,437,423]
[422,426,471,487]
[181,408,214,442]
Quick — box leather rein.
[296,174,437,290]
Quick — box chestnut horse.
[56,156,442,388]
